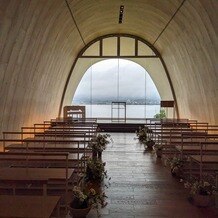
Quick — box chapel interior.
[0,0,217,217]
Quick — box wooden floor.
[66,132,218,218]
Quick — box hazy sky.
[73,59,160,102]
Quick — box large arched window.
[61,34,176,118]
[72,59,161,118]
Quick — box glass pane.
[138,41,155,56]
[72,59,161,119]
[103,37,117,56]
[120,37,135,56]
[91,60,117,118]
[72,68,92,117]
[83,42,99,56]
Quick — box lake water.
[81,104,160,118]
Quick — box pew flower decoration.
[70,186,90,209]
[184,180,216,196]
[154,144,163,158]
[136,125,154,149]
[85,158,108,182]
[154,144,163,151]
[169,156,185,177]
[135,125,149,143]
[69,186,107,217]
[88,133,112,152]
[170,157,184,170]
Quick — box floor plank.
[67,132,218,218]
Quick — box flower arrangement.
[154,144,163,158]
[88,133,111,152]
[70,186,91,209]
[169,156,185,177]
[135,126,149,143]
[69,186,107,217]
[85,158,107,182]
[154,143,163,150]
[170,156,184,168]
[135,126,154,149]
[183,176,216,207]
[184,178,216,196]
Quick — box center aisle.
[87,132,217,218]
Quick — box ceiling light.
[118,5,124,24]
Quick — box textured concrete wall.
[155,0,218,123]
[0,0,217,135]
[0,0,83,133]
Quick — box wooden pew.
[0,151,75,194]
[172,132,218,157]
[189,153,218,180]
[0,137,89,174]
[151,124,217,146]
[3,135,90,156]
[152,123,217,160]
[0,149,83,169]
[175,141,218,155]
[179,133,218,154]
[23,125,98,133]
[0,167,73,195]
[22,126,97,138]
[3,131,94,143]
[152,129,208,145]
[0,195,60,218]
[0,151,72,169]
[49,118,98,128]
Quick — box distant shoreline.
[71,104,160,118]
[73,103,160,105]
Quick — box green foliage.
[135,125,149,144]
[154,143,163,150]
[85,159,107,182]
[88,133,112,152]
[184,179,216,196]
[154,109,166,119]
[70,186,107,211]
[169,156,184,169]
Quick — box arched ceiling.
[0,0,217,134]
[66,0,182,43]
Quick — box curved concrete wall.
[0,0,217,135]
[0,0,81,133]
[155,0,218,123]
